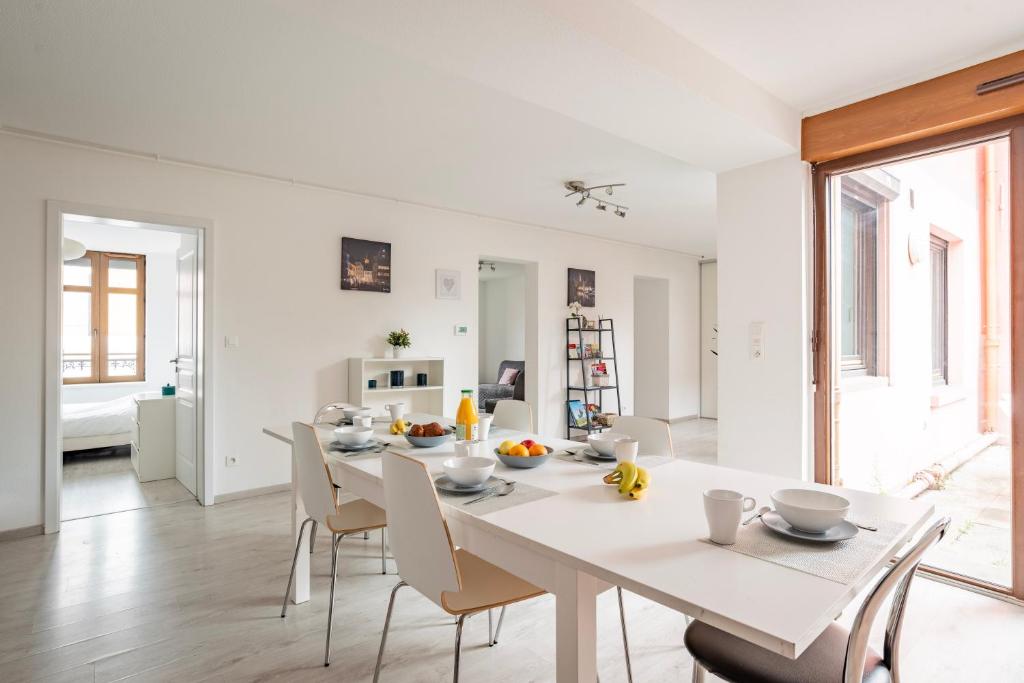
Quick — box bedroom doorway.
[45,203,211,531]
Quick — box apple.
[520,439,536,448]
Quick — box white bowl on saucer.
[770,488,850,533]
[587,432,626,458]
[341,406,373,420]
[443,456,495,487]
[333,426,373,447]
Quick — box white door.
[700,261,718,419]
[174,235,198,495]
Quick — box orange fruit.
[509,444,529,457]
[528,443,547,456]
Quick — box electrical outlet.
[225,455,239,467]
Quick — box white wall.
[717,154,810,480]
[478,269,525,384]
[700,261,718,419]
[0,132,701,532]
[633,277,670,419]
[61,248,178,405]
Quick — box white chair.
[373,451,546,682]
[490,399,533,432]
[610,415,674,456]
[280,422,388,667]
[686,516,951,683]
[608,414,675,682]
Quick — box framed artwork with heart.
[435,269,461,300]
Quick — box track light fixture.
[564,180,627,218]
[478,260,497,272]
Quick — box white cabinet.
[348,357,446,415]
[131,393,176,482]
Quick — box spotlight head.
[606,186,614,196]
[615,208,626,218]
[596,203,607,211]
[490,264,495,271]
[576,196,586,206]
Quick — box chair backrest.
[609,416,673,456]
[290,422,340,525]
[842,516,950,683]
[381,452,462,606]
[491,399,533,432]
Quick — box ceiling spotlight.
[606,186,614,196]
[490,263,496,272]
[615,208,626,218]
[563,180,628,217]
[596,203,607,211]
[576,195,586,206]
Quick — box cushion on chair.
[440,548,545,615]
[684,621,891,683]
[326,498,388,535]
[498,367,520,385]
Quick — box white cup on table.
[455,439,482,458]
[614,438,639,464]
[386,403,406,421]
[478,414,494,440]
[703,489,756,545]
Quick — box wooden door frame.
[811,114,1024,598]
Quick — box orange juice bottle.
[455,389,479,441]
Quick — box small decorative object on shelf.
[568,301,584,319]
[368,379,377,389]
[389,370,405,387]
[568,342,580,359]
[385,328,412,358]
[567,399,588,428]
[416,372,428,386]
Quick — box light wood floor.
[62,450,195,521]
[3,486,1024,682]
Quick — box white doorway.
[45,202,213,532]
[700,261,718,419]
[633,276,670,419]
[477,259,527,415]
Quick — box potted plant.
[386,328,412,358]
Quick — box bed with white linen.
[62,395,136,452]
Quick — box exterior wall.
[837,145,1008,493]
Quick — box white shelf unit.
[349,357,445,415]
[130,392,176,482]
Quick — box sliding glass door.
[813,120,1024,597]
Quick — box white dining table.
[263,414,933,682]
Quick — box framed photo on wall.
[435,269,461,300]
[341,237,391,293]
[567,267,596,307]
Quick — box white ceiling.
[2,1,1020,257]
[630,0,1024,113]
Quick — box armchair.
[479,360,525,413]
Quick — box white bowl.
[443,456,495,487]
[588,432,626,457]
[341,406,372,420]
[333,425,373,447]
[770,488,850,533]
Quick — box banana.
[617,461,638,495]
[628,488,646,500]
[602,469,623,485]
[633,466,650,491]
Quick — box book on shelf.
[567,399,588,428]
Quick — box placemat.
[710,516,907,585]
[439,479,557,516]
[555,452,674,471]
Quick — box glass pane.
[108,258,138,288]
[62,291,92,379]
[63,257,92,287]
[840,204,857,357]
[106,292,138,377]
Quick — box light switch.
[750,322,765,360]
[453,324,468,336]
[225,335,239,348]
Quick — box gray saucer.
[760,511,858,542]
[329,439,383,453]
[582,447,616,461]
[434,474,502,495]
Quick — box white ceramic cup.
[478,414,494,440]
[352,415,372,429]
[703,489,756,545]
[386,403,406,421]
[614,438,639,464]
[454,439,483,458]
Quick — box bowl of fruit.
[495,439,551,469]
[402,421,454,448]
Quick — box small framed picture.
[567,399,589,428]
[436,269,461,300]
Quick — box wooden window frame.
[812,114,1024,600]
[62,250,146,384]
[930,234,950,386]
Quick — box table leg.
[555,565,599,682]
[289,446,310,604]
